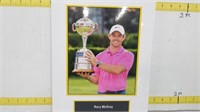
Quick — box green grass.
[68,77,136,95]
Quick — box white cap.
[109,24,125,35]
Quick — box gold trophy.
[72,17,98,73]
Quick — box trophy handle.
[72,23,76,32]
[94,22,98,31]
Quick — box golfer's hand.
[85,51,98,66]
[76,72,90,79]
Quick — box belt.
[99,90,126,94]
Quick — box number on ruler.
[174,92,182,96]
[180,12,191,18]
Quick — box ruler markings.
[0,0,50,7]
[149,96,200,104]
[0,97,52,105]
[0,96,199,105]
[156,2,200,12]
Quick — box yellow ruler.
[149,96,200,104]
[0,0,50,7]
[0,96,199,105]
[156,2,200,12]
[0,97,51,105]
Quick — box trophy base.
[72,69,94,73]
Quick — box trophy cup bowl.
[72,17,98,73]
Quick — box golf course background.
[68,76,136,95]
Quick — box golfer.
[77,24,134,94]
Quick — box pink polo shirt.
[92,46,134,92]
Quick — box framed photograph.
[66,5,141,95]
